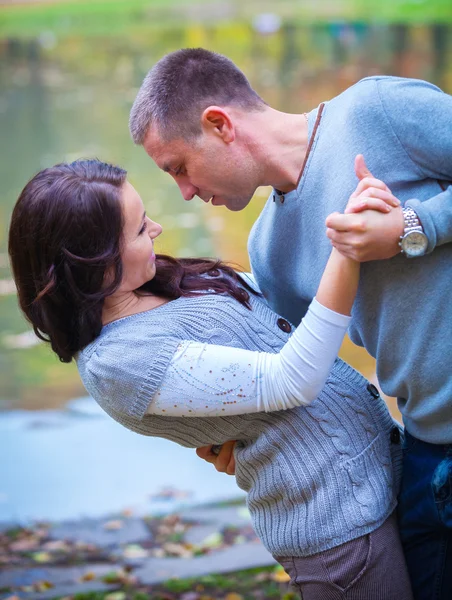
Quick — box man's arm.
[326,78,452,261]
[196,441,236,475]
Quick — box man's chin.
[222,197,252,212]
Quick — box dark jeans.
[398,430,452,600]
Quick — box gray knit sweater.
[77,286,402,557]
[249,76,452,444]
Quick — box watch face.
[401,231,428,257]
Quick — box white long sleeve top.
[147,297,351,418]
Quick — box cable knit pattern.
[77,284,402,557]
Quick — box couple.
[9,49,452,599]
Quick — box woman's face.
[117,180,162,292]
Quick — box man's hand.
[196,441,236,475]
[325,155,404,262]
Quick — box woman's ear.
[201,106,235,143]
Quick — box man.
[129,48,452,599]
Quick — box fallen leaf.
[105,593,126,600]
[237,507,251,519]
[34,581,54,592]
[254,571,271,582]
[102,570,128,584]
[233,534,246,545]
[123,544,149,559]
[200,532,223,548]
[103,520,123,530]
[272,567,291,583]
[225,594,244,600]
[42,540,70,552]
[79,572,96,582]
[10,538,39,552]
[163,542,194,558]
[32,551,52,563]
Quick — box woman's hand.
[325,154,404,262]
[344,155,400,214]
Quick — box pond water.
[0,397,243,524]
[1,9,451,522]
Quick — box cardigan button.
[238,288,250,301]
[366,383,380,398]
[390,426,401,444]
[277,318,292,333]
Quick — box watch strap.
[402,207,423,234]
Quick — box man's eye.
[175,166,184,176]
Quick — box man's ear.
[201,106,235,143]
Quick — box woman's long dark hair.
[8,160,256,363]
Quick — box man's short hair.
[129,48,266,144]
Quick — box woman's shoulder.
[76,315,182,419]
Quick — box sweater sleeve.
[376,77,452,252]
[146,298,350,417]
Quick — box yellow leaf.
[34,581,54,592]
[80,571,96,582]
[225,594,244,600]
[32,552,52,563]
[272,568,291,583]
[105,593,126,600]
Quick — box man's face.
[143,124,257,212]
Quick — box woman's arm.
[146,251,359,418]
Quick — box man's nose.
[177,179,198,202]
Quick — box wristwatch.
[399,207,428,258]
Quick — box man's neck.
[246,107,309,193]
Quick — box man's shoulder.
[336,75,442,104]
[325,75,442,126]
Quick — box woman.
[9,159,412,599]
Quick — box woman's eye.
[139,222,147,235]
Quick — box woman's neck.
[102,291,169,325]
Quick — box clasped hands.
[326,154,404,262]
[196,154,404,475]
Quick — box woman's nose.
[148,219,162,239]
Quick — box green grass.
[0,0,196,37]
[58,565,295,600]
[1,0,452,39]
